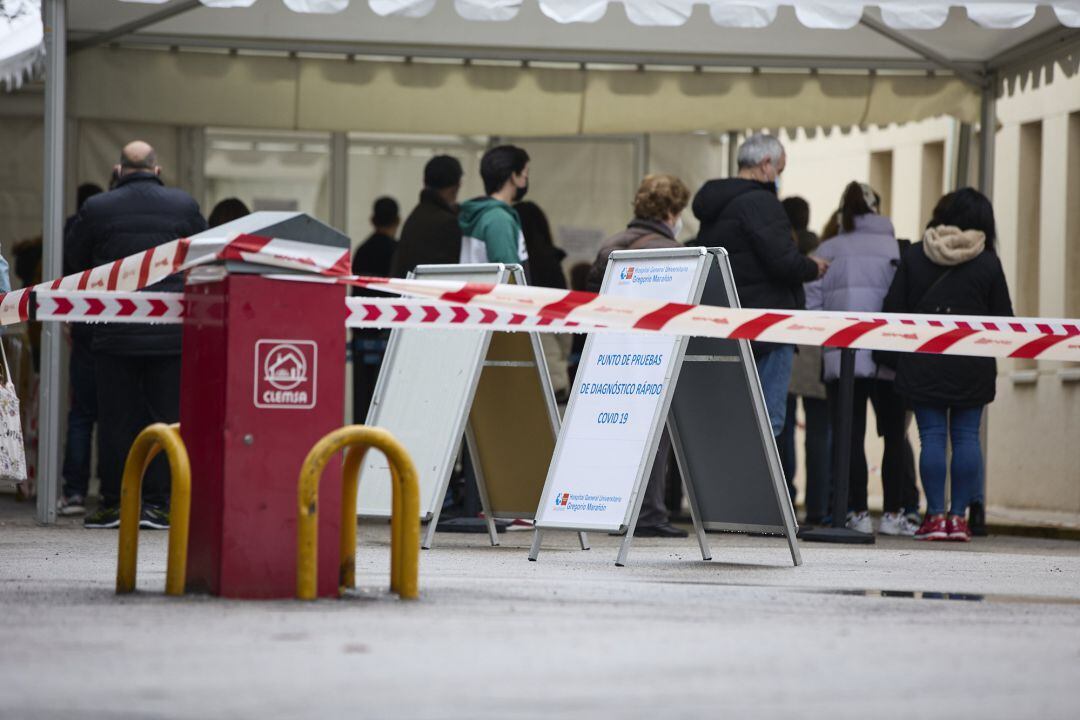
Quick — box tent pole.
[858,16,984,87]
[726,131,739,177]
[978,74,997,197]
[38,0,67,525]
[69,0,201,54]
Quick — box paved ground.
[2,495,1079,720]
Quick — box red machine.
[181,273,346,599]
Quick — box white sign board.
[357,265,503,523]
[356,263,581,551]
[535,250,705,533]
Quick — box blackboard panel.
[670,361,786,528]
[669,249,799,546]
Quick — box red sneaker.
[947,514,972,542]
[915,513,948,540]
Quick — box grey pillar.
[977,74,997,197]
[726,131,739,177]
[176,126,207,206]
[637,133,650,181]
[329,132,349,233]
[955,122,973,189]
[38,0,67,524]
[976,73,998,498]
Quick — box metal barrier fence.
[116,423,191,596]
[296,426,420,601]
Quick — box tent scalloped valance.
[0,0,44,90]
[113,0,1080,29]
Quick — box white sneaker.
[879,511,918,536]
[845,510,873,534]
[57,494,86,516]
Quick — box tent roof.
[65,1,1078,78]
[5,1,1079,134]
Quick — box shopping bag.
[0,340,28,485]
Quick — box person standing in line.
[351,197,400,423]
[57,183,104,515]
[390,155,464,278]
[588,174,692,538]
[779,196,832,525]
[515,201,572,401]
[458,145,530,267]
[690,133,828,438]
[884,188,1013,542]
[207,197,250,228]
[805,182,917,536]
[67,141,207,529]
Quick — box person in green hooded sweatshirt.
[459,145,531,266]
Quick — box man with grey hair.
[68,140,207,530]
[691,132,828,438]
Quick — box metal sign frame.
[668,248,801,567]
[529,247,801,567]
[530,247,710,565]
[357,263,586,551]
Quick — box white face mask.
[671,216,684,238]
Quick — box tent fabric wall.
[69,47,980,135]
[345,137,486,242]
[0,117,43,258]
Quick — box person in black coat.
[883,188,1013,542]
[56,183,104,516]
[67,141,207,529]
[690,133,828,439]
[351,197,400,423]
[389,155,463,278]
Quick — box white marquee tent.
[3,0,1079,522]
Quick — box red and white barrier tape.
[334,275,1080,362]
[0,233,349,326]
[32,291,184,324]
[6,234,1080,362]
[345,297,586,332]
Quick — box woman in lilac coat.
[805,182,917,537]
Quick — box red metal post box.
[181,274,345,598]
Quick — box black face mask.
[514,183,529,202]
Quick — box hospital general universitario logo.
[254,340,318,409]
[553,492,570,510]
[619,266,635,281]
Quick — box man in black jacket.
[389,155,463,278]
[56,183,104,516]
[691,133,827,438]
[67,141,207,529]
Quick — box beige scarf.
[922,225,986,266]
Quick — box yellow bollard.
[116,423,191,596]
[296,426,420,601]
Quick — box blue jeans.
[755,345,795,437]
[912,405,984,516]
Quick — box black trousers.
[95,354,181,508]
[637,430,672,527]
[61,339,97,498]
[870,380,917,514]
[352,331,387,424]
[828,378,910,514]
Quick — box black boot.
[969,501,987,537]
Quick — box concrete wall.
[781,66,1080,514]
